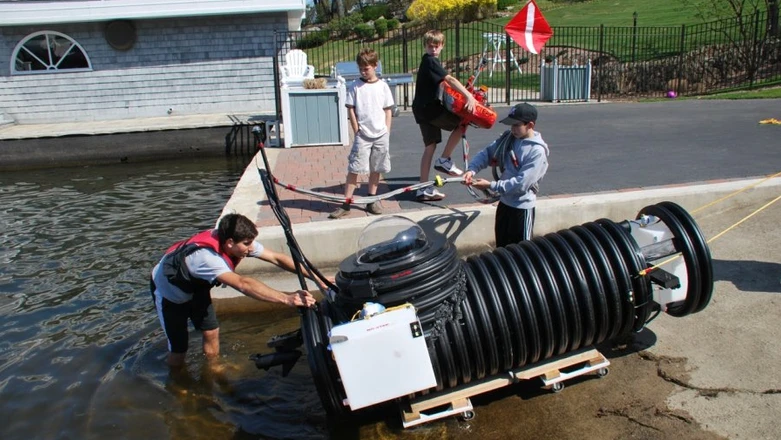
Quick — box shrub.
[462,0,496,21]
[296,30,329,49]
[497,0,514,9]
[328,14,364,38]
[354,23,376,40]
[362,4,392,21]
[375,18,389,38]
[407,0,497,22]
[387,18,401,30]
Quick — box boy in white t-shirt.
[329,48,395,219]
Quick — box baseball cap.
[500,103,538,125]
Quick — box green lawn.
[304,0,766,73]
[488,0,767,27]
[300,0,774,92]
[699,85,781,99]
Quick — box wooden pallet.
[400,347,609,428]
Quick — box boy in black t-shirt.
[412,30,477,201]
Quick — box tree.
[683,0,779,84]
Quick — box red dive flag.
[504,0,553,54]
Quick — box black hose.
[482,252,527,367]
[463,260,501,376]
[595,219,652,332]
[506,243,556,361]
[535,236,584,353]
[571,225,625,341]
[494,247,541,365]
[656,201,714,313]
[638,204,702,317]
[301,202,713,414]
[545,232,596,349]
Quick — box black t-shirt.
[412,54,447,122]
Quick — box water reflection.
[0,157,278,438]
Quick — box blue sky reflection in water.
[0,158,328,439]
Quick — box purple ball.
[666,90,677,98]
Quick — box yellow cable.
[705,194,781,244]
[639,193,781,276]
[691,170,781,214]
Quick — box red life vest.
[161,229,241,295]
[165,229,239,269]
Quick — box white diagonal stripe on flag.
[524,1,537,54]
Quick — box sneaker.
[416,187,446,202]
[434,157,463,176]
[329,205,351,219]
[366,202,383,215]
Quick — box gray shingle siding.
[0,13,285,123]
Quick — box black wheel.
[597,367,609,378]
[461,410,476,421]
[551,382,565,393]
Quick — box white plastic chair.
[280,49,315,87]
[481,33,523,77]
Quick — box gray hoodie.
[467,130,549,209]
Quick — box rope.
[460,124,512,204]
[691,170,781,214]
[705,194,781,244]
[268,171,463,205]
[638,192,781,277]
[253,143,466,205]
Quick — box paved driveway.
[386,99,781,208]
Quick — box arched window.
[11,31,92,75]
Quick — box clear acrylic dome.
[356,216,428,264]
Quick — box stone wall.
[0,13,286,123]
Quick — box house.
[0,0,306,125]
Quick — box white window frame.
[11,30,93,75]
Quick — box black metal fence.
[274,9,781,115]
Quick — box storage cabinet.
[280,78,349,147]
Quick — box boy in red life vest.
[150,213,317,368]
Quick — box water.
[0,157,334,439]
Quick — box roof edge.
[0,0,306,26]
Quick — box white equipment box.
[329,305,437,410]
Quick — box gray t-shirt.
[152,240,264,303]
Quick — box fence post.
[455,20,461,79]
[677,24,685,97]
[597,24,603,102]
[273,31,282,120]
[403,25,409,109]
[632,12,638,62]
[505,33,511,104]
[751,9,761,87]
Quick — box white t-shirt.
[346,78,395,139]
[152,240,264,304]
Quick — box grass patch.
[490,0,766,27]
[698,86,781,99]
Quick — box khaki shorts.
[347,132,391,174]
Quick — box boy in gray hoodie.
[463,103,549,247]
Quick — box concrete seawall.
[0,113,268,171]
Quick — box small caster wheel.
[597,367,609,378]
[551,382,564,393]
[461,410,475,421]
